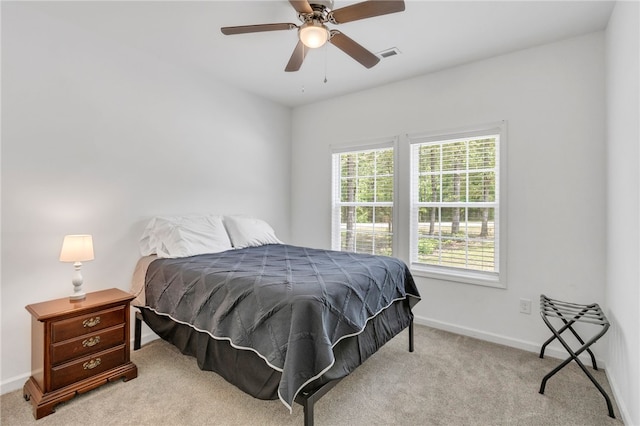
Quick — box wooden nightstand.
[23,288,138,419]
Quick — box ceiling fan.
[220,0,405,72]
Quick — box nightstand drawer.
[51,306,126,343]
[50,345,126,390]
[51,324,126,365]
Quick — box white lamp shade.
[59,235,94,262]
[299,22,329,48]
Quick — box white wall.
[3,2,636,422]
[605,2,640,424]
[292,33,607,358]
[1,3,291,393]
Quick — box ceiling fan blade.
[329,30,380,69]
[289,0,313,14]
[285,40,308,72]
[331,0,405,24]
[221,23,297,35]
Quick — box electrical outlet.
[519,298,532,315]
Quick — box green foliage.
[418,238,438,255]
[339,148,394,204]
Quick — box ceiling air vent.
[377,47,401,59]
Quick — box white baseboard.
[413,314,607,368]
[0,373,30,396]
[605,369,632,425]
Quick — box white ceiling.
[30,0,615,107]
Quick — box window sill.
[410,264,506,289]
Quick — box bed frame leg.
[134,310,142,350]
[302,399,314,426]
[295,378,342,426]
[409,317,414,353]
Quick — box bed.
[130,215,420,425]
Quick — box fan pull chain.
[324,43,328,84]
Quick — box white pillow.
[139,220,157,256]
[223,216,283,249]
[139,215,233,258]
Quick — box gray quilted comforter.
[143,244,420,410]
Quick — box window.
[332,140,396,256]
[409,124,505,286]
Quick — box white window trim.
[331,136,399,256]
[407,121,508,288]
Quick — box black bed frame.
[133,308,415,426]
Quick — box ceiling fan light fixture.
[299,21,329,48]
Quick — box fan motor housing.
[299,1,334,24]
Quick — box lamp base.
[70,262,86,301]
[69,292,86,301]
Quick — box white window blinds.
[332,143,395,256]
[409,128,501,280]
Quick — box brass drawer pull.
[82,317,101,328]
[83,358,101,370]
[82,336,101,348]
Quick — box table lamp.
[59,235,94,301]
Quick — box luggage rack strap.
[540,295,608,326]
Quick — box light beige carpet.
[1,325,623,425]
